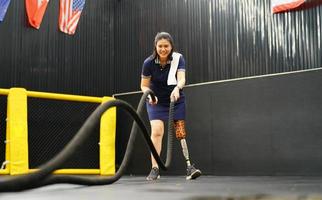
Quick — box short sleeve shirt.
[141,54,186,105]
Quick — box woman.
[141,32,201,181]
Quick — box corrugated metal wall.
[0,0,321,95]
[0,0,115,96]
[114,0,322,93]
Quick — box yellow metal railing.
[0,88,116,176]
[0,89,9,95]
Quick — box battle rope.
[0,90,175,192]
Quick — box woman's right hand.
[148,95,158,105]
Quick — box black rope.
[0,90,175,192]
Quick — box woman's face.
[156,39,172,61]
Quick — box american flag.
[59,0,86,35]
[25,0,50,29]
[0,0,11,22]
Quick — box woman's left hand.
[170,86,180,102]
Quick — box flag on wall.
[0,0,11,22]
[26,0,50,29]
[272,0,305,13]
[59,0,85,35]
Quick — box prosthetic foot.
[186,165,202,180]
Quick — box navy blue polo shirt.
[141,54,186,105]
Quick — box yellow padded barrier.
[100,97,116,175]
[7,88,29,175]
[1,87,117,175]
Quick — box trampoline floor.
[1,176,322,200]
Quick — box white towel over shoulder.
[167,52,181,85]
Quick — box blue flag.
[0,0,11,22]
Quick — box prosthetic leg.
[174,120,202,180]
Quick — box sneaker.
[146,167,160,181]
[186,165,201,180]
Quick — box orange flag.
[25,0,49,29]
[272,0,305,13]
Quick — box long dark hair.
[152,32,175,60]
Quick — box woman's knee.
[151,126,163,137]
[150,120,164,138]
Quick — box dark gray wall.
[115,69,322,175]
[0,0,115,96]
[0,0,321,96]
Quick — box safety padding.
[100,97,116,175]
[0,88,117,175]
[7,88,29,175]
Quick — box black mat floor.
[1,176,322,200]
